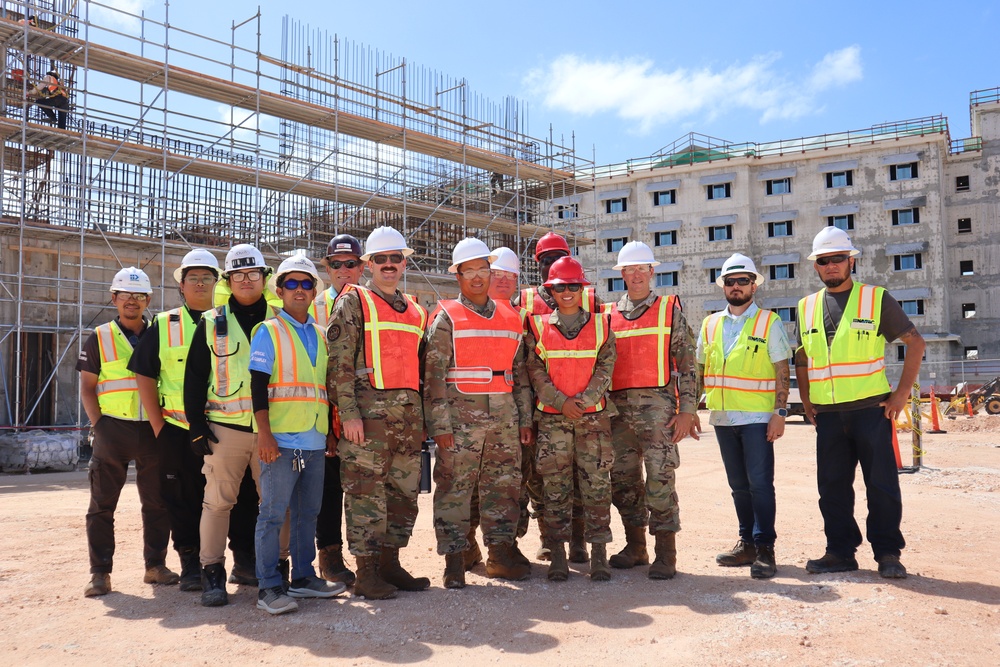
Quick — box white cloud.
[89,0,154,31]
[525,46,863,134]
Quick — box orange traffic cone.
[891,423,903,470]
[928,388,946,434]
[965,389,975,418]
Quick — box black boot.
[228,549,257,586]
[200,563,228,607]
[177,547,202,592]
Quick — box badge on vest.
[850,318,876,331]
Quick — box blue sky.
[99,0,996,166]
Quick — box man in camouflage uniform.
[525,257,617,581]
[424,239,534,588]
[327,226,429,600]
[605,241,699,580]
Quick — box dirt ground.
[2,412,999,666]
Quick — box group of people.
[78,223,922,616]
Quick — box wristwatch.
[773,408,788,418]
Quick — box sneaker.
[143,564,180,585]
[877,555,908,579]
[257,585,299,615]
[716,539,757,567]
[750,545,777,579]
[84,573,111,598]
[287,575,347,599]
[805,552,859,574]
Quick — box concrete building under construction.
[0,1,591,430]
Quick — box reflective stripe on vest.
[95,321,143,421]
[356,285,427,391]
[262,316,330,435]
[521,286,596,316]
[440,299,522,394]
[203,303,278,425]
[529,312,608,413]
[310,285,351,330]
[702,308,779,412]
[797,282,891,405]
[605,295,675,390]
[156,307,198,428]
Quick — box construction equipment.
[942,377,1000,416]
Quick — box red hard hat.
[543,257,590,287]
[533,232,570,261]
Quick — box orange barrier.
[928,388,946,434]
[891,423,903,469]
[966,389,975,417]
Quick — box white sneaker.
[257,585,299,615]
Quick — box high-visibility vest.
[605,295,676,391]
[355,285,427,391]
[202,302,278,425]
[702,307,780,412]
[94,321,144,421]
[155,307,199,428]
[38,73,67,98]
[258,316,329,435]
[310,285,354,330]
[520,286,597,316]
[797,282,891,405]
[438,299,522,394]
[529,312,609,414]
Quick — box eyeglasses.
[281,278,315,291]
[723,277,753,287]
[228,270,263,283]
[550,283,582,293]
[115,292,149,302]
[622,265,651,275]
[184,275,217,286]
[459,268,491,280]
[328,259,360,270]
[371,253,404,265]
[491,270,516,280]
[816,254,849,266]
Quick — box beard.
[726,293,753,307]
[822,274,848,288]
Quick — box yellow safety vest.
[94,321,144,421]
[702,308,779,412]
[202,302,279,426]
[259,316,330,435]
[797,282,891,405]
[309,286,339,331]
[155,307,199,428]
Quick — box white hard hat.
[361,226,414,262]
[110,266,153,294]
[173,248,221,283]
[716,253,765,287]
[448,238,496,274]
[613,240,660,270]
[490,246,520,275]
[808,226,861,261]
[268,255,325,294]
[223,244,270,276]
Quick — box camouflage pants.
[536,412,613,544]
[339,400,422,556]
[611,401,681,533]
[433,409,521,554]
[469,436,531,540]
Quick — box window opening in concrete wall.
[557,204,578,219]
[605,198,627,214]
[957,218,972,233]
[962,303,976,318]
[765,178,791,195]
[653,190,676,206]
[605,237,627,253]
[770,264,795,280]
[607,277,625,292]
[826,171,853,188]
[960,260,974,276]
[828,214,855,231]
[656,272,678,288]
[654,230,677,246]
[955,175,970,192]
[708,225,733,241]
[775,307,794,322]
[899,299,925,316]
[891,208,920,226]
[894,254,922,271]
[709,268,722,283]
[767,220,793,237]
[965,346,979,360]
[707,183,731,200]
[889,163,918,181]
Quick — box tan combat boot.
[443,553,466,589]
[510,540,531,567]
[379,546,430,591]
[318,544,356,586]
[589,543,611,581]
[569,514,589,563]
[609,525,650,569]
[486,543,530,581]
[463,528,483,571]
[353,554,397,600]
[547,542,569,582]
[648,531,677,580]
[535,517,551,561]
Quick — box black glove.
[189,422,219,456]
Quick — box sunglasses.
[816,254,849,266]
[723,277,753,287]
[460,268,491,280]
[550,283,582,293]
[538,251,568,265]
[329,259,360,270]
[281,278,315,291]
[371,253,404,265]
[229,270,263,283]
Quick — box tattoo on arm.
[896,325,921,345]
[773,360,790,409]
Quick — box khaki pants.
[199,424,260,566]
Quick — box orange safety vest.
[438,299,523,394]
[529,312,609,414]
[605,295,676,391]
[38,73,67,98]
[355,285,427,392]
[520,286,597,316]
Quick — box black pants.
[315,454,344,549]
[35,94,68,129]
[87,416,171,574]
[158,421,259,555]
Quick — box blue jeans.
[714,423,776,547]
[255,447,325,589]
[815,407,904,561]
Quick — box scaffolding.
[0,1,593,429]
